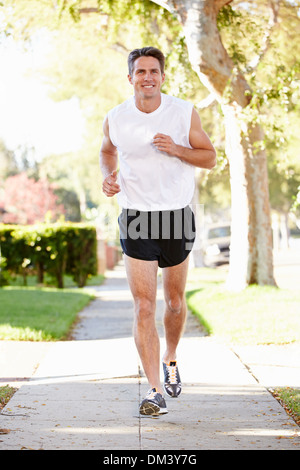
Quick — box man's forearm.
[173,144,216,170]
[100,152,120,197]
[152,132,216,170]
[99,151,118,179]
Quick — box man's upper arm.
[100,116,118,157]
[189,108,215,152]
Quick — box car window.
[208,226,231,239]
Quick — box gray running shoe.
[139,388,168,415]
[163,361,182,397]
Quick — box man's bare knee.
[167,297,183,315]
[134,298,156,322]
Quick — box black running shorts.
[118,206,196,268]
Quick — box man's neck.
[134,93,162,114]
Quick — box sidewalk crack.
[138,364,142,450]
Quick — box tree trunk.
[36,261,44,284]
[191,173,205,268]
[168,0,276,289]
[222,104,276,289]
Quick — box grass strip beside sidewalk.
[273,388,300,426]
[0,385,17,411]
[186,268,300,345]
[0,286,94,341]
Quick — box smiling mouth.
[143,85,155,88]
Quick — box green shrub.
[0,255,10,286]
[66,224,97,287]
[0,223,98,288]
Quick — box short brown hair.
[128,47,165,76]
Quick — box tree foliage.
[213,1,300,219]
[1,0,206,219]
[0,172,65,224]
[1,0,299,225]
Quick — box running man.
[99,47,216,416]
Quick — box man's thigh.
[162,256,190,302]
[124,255,158,303]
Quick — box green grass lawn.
[0,286,94,341]
[186,267,300,345]
[273,387,300,426]
[0,385,17,411]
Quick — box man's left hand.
[152,133,178,156]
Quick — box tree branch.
[166,0,251,106]
[248,0,280,71]
[151,0,172,12]
[109,42,130,56]
[78,8,99,14]
[214,0,233,11]
[196,93,216,109]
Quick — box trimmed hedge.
[0,223,97,288]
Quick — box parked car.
[202,223,231,267]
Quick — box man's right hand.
[102,170,121,197]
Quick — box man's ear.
[161,73,165,84]
[128,74,133,85]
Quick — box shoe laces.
[165,361,178,384]
[146,388,159,399]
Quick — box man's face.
[128,56,165,99]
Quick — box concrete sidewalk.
[0,265,299,450]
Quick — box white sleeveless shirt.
[107,93,195,211]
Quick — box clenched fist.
[152,133,178,156]
[102,170,121,197]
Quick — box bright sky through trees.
[0,31,84,160]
